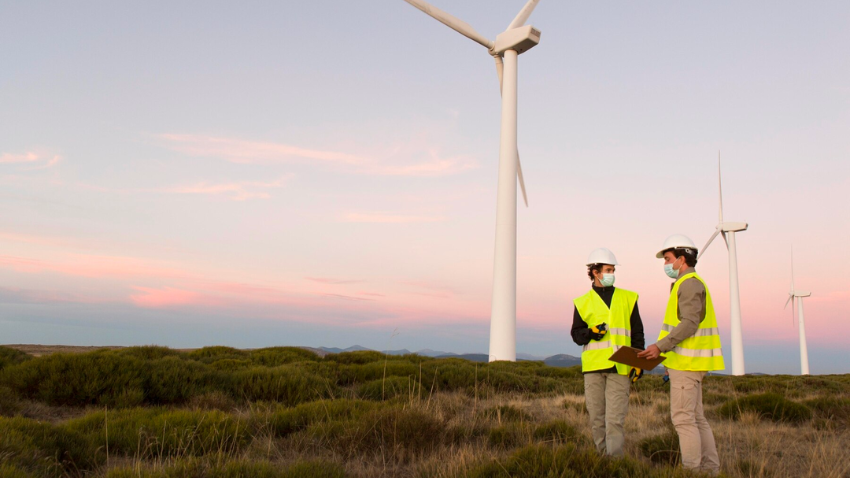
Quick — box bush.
[64,407,249,458]
[262,399,379,437]
[532,420,581,444]
[104,459,347,478]
[144,356,217,404]
[0,386,21,416]
[187,346,249,364]
[638,428,680,466]
[0,347,31,371]
[0,352,146,407]
[306,407,444,461]
[250,347,320,366]
[0,416,104,477]
[358,376,421,401]
[209,359,252,372]
[338,360,420,385]
[718,393,812,423]
[479,405,532,423]
[113,346,184,361]
[229,366,336,405]
[803,396,850,424]
[324,350,388,365]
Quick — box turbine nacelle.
[492,25,541,55]
[720,221,748,233]
[793,291,812,298]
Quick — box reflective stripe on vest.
[574,288,638,375]
[657,273,725,372]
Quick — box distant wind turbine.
[698,152,748,375]
[785,249,812,375]
[401,0,542,362]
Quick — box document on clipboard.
[609,346,666,371]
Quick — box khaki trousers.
[668,369,720,475]
[584,372,630,457]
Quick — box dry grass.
[0,346,847,478]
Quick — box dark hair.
[663,247,698,268]
[587,264,603,282]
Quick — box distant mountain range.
[316,345,581,367]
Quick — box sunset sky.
[1,1,848,374]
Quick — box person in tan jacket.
[639,234,723,476]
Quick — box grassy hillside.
[0,345,847,477]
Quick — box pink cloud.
[158,134,477,177]
[0,151,62,170]
[306,277,364,285]
[159,134,364,165]
[0,254,188,280]
[342,212,445,223]
[130,286,211,308]
[168,176,290,201]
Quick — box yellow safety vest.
[574,288,637,375]
[657,273,725,371]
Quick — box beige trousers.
[668,369,720,475]
[584,372,630,457]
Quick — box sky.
[1,1,848,374]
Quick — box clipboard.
[609,346,666,371]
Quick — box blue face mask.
[664,261,680,279]
[599,273,615,287]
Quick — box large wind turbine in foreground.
[785,250,812,375]
[401,0,542,361]
[698,153,748,375]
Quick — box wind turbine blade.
[494,55,527,207]
[403,0,493,49]
[791,246,796,293]
[723,231,729,250]
[507,0,540,30]
[718,151,724,224]
[517,153,528,207]
[784,294,793,309]
[698,228,721,259]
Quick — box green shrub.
[0,386,21,416]
[803,396,850,424]
[358,376,421,401]
[250,347,320,366]
[307,407,443,460]
[718,393,812,423]
[479,405,532,423]
[0,352,146,407]
[338,360,420,385]
[104,459,347,478]
[0,464,37,478]
[209,359,252,371]
[703,392,731,405]
[638,428,680,466]
[262,399,379,437]
[532,420,581,444]
[487,424,527,449]
[324,350,387,365]
[187,346,249,363]
[229,366,336,405]
[113,346,184,361]
[63,408,249,458]
[0,347,31,371]
[144,356,217,404]
[0,416,104,477]
[189,390,237,411]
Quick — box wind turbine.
[698,152,748,375]
[400,0,542,362]
[785,249,812,375]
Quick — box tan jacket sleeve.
[657,277,706,353]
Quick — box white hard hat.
[656,234,698,258]
[586,248,619,266]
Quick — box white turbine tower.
[698,153,748,375]
[785,250,812,375]
[401,0,542,361]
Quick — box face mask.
[664,259,681,279]
[599,273,615,287]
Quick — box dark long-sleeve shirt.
[571,285,646,373]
